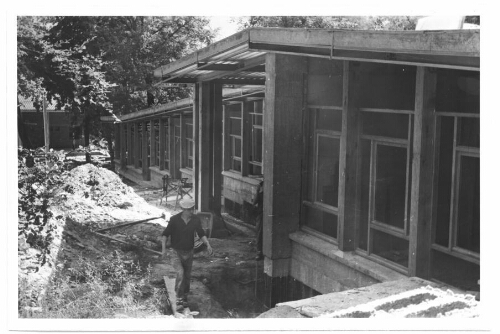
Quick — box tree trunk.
[17,97,32,149]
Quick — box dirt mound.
[53,164,163,226]
[19,164,164,314]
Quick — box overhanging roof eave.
[153,28,480,83]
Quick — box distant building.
[18,96,83,149]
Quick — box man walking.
[161,199,213,312]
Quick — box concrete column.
[197,82,212,212]
[263,53,307,284]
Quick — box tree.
[235,16,420,31]
[46,16,215,115]
[17,16,216,148]
[235,16,359,30]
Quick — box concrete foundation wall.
[222,171,261,204]
[289,231,406,294]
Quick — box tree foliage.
[17,16,216,146]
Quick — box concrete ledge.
[289,231,406,283]
[222,170,263,186]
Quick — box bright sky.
[208,16,241,41]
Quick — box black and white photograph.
[4,2,495,333]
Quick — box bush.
[19,254,164,318]
[18,147,67,268]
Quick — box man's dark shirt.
[162,212,206,251]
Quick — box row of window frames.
[301,109,479,266]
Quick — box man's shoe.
[176,298,185,312]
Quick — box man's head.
[179,199,195,217]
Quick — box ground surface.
[18,164,267,318]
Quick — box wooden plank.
[408,66,437,278]
[126,123,133,166]
[212,83,223,214]
[114,123,120,160]
[93,232,162,256]
[120,123,127,168]
[241,102,251,177]
[198,55,266,83]
[223,105,231,171]
[142,121,150,180]
[150,119,156,167]
[193,84,200,208]
[180,114,186,168]
[118,99,194,122]
[159,118,166,170]
[134,122,140,169]
[338,61,361,252]
[94,216,163,233]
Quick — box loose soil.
[18,164,268,318]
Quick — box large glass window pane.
[316,135,340,207]
[233,137,241,158]
[374,145,407,229]
[456,155,480,253]
[372,229,409,268]
[230,118,241,136]
[252,128,263,163]
[304,205,338,239]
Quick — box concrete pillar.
[262,53,307,303]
